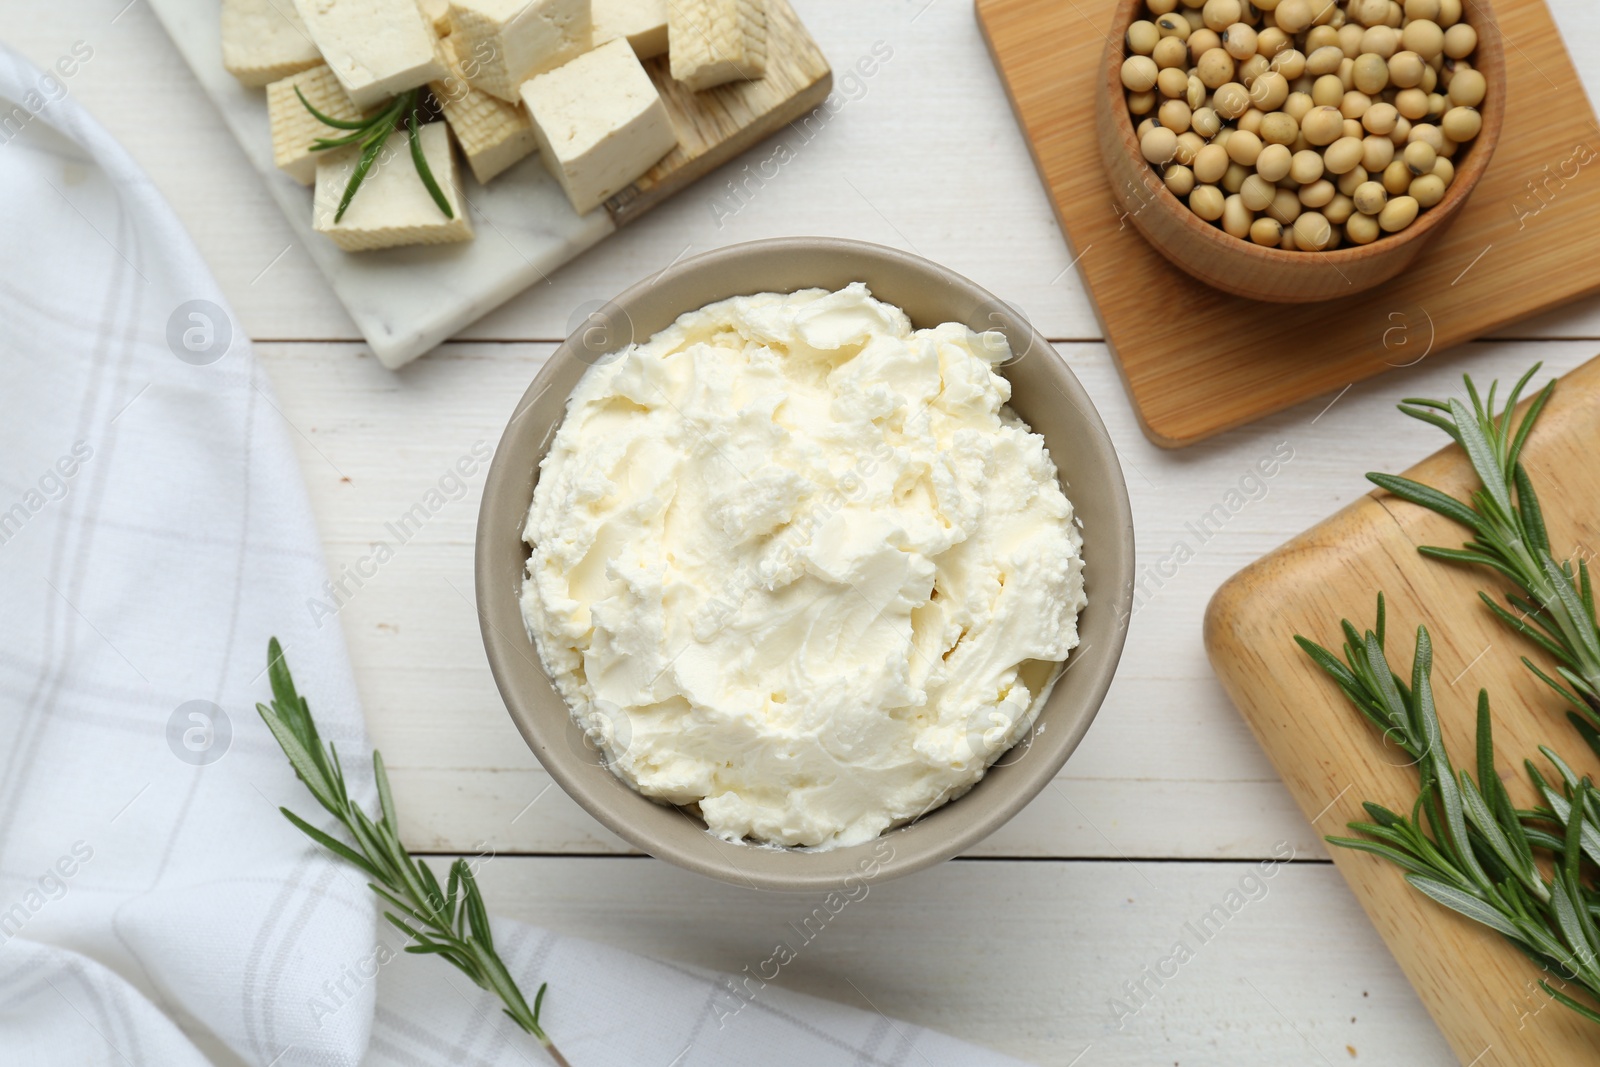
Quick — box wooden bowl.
[1095,0,1504,303]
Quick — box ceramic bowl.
[475,237,1134,890]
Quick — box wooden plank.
[977,0,1600,447]
[1207,356,1600,1063]
[469,855,1455,1065]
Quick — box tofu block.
[593,0,668,60]
[446,0,590,103]
[417,0,451,33]
[429,35,539,183]
[313,122,474,251]
[520,38,677,215]
[222,0,322,87]
[291,0,446,108]
[268,65,366,185]
[668,0,766,91]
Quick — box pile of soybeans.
[1120,0,1486,250]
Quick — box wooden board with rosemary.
[976,0,1600,449]
[1206,354,1600,1064]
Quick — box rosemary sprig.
[1298,599,1600,1024]
[257,639,569,1065]
[1366,365,1600,730]
[295,87,454,223]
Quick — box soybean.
[1224,21,1260,58]
[1268,187,1304,223]
[1153,36,1190,68]
[1142,126,1180,163]
[1448,67,1486,107]
[1379,193,1420,231]
[1292,210,1334,249]
[1353,52,1389,93]
[1361,134,1395,171]
[1299,177,1336,206]
[1256,141,1295,180]
[1289,147,1326,183]
[1158,66,1190,97]
[1302,105,1345,144]
[1241,172,1278,209]
[1198,47,1237,87]
[1346,210,1380,243]
[1442,105,1481,142]
[1443,22,1476,59]
[1323,135,1365,173]
[1403,139,1436,174]
[1409,172,1446,207]
[1352,180,1388,214]
[1250,217,1284,245]
[1122,55,1160,91]
[1222,193,1255,237]
[1166,164,1198,196]
[1190,184,1227,220]
[1261,110,1300,144]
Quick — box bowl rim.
[474,236,1135,891]
[1099,0,1505,264]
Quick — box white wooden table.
[12,2,1600,1061]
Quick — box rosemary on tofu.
[296,87,454,222]
[257,639,568,1065]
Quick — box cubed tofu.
[222,0,322,87]
[521,38,677,214]
[313,122,474,251]
[268,65,366,185]
[669,0,766,91]
[593,0,668,60]
[416,0,451,34]
[445,0,590,103]
[291,0,446,108]
[429,35,539,183]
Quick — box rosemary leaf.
[1368,366,1600,729]
[294,85,371,130]
[1406,875,1524,940]
[296,89,453,224]
[408,101,455,220]
[256,640,567,1064]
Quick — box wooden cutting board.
[975,0,1600,449]
[1206,355,1600,1064]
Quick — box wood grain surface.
[977,0,1600,448]
[15,0,1600,1057]
[607,0,833,227]
[1206,355,1600,1064]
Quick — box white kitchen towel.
[0,45,1029,1067]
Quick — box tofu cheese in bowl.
[522,283,1086,850]
[477,239,1133,889]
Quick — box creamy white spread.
[521,283,1086,850]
